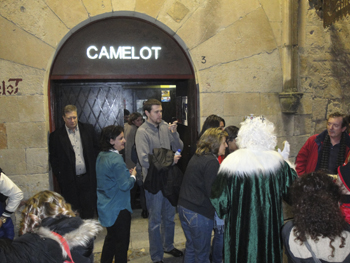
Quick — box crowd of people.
[0,100,349,263]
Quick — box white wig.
[236,116,277,151]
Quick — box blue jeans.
[178,205,213,263]
[211,228,224,263]
[145,190,175,262]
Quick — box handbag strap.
[51,231,75,263]
[304,240,322,263]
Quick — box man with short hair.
[135,99,183,263]
[295,112,350,176]
[49,105,98,219]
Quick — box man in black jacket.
[49,105,98,219]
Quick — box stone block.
[0,149,26,175]
[260,0,282,22]
[167,1,189,23]
[297,93,312,114]
[270,21,282,47]
[0,0,68,47]
[312,98,328,121]
[0,60,44,96]
[26,148,49,174]
[0,17,54,69]
[21,174,50,199]
[261,93,280,116]
[198,50,282,93]
[6,122,47,149]
[177,0,260,50]
[327,101,343,116]
[222,116,244,128]
[190,7,277,70]
[265,113,294,137]
[111,0,136,11]
[299,77,313,93]
[17,96,45,122]
[299,55,309,77]
[135,0,165,18]
[294,115,312,136]
[323,78,342,99]
[0,97,20,123]
[83,0,113,17]
[200,93,224,117]
[156,0,201,33]
[45,0,89,29]
[224,93,261,117]
[315,119,326,134]
[288,135,310,159]
[0,124,7,149]
[305,26,331,53]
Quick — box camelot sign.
[87,46,162,60]
[51,17,192,77]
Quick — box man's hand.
[168,121,178,133]
[129,167,137,176]
[173,154,181,164]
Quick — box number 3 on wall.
[201,56,206,64]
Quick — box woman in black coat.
[0,190,102,263]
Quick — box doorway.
[49,15,197,186]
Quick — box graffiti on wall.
[0,78,22,95]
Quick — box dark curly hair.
[291,171,347,257]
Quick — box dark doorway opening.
[50,79,194,173]
[49,15,198,193]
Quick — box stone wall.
[0,0,349,225]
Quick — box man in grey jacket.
[135,99,183,263]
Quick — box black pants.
[101,209,131,263]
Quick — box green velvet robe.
[210,149,297,263]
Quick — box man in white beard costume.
[210,115,297,263]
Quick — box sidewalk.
[93,208,186,263]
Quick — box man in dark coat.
[49,105,98,219]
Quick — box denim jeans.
[178,205,213,263]
[145,190,175,262]
[211,228,224,263]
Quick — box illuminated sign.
[87,46,161,60]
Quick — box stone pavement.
[93,207,290,263]
[93,208,186,263]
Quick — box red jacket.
[295,130,350,176]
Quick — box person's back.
[210,116,297,263]
[282,172,350,263]
[0,190,101,263]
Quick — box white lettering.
[98,46,109,59]
[87,46,98,59]
[86,46,161,60]
[110,46,122,59]
[152,47,161,59]
[123,47,132,59]
[140,46,152,60]
[131,47,140,59]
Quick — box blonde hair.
[19,190,76,235]
[196,128,227,156]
